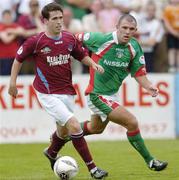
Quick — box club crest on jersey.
[83,33,90,41]
[116,48,124,58]
[40,47,51,54]
[68,44,73,51]
[139,56,145,64]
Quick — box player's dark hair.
[41,2,63,19]
[2,9,11,16]
[117,14,137,25]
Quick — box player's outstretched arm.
[81,56,104,74]
[135,75,158,97]
[8,59,22,98]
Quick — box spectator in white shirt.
[63,6,83,33]
[82,0,103,32]
[18,0,53,14]
[137,0,164,72]
[62,6,84,74]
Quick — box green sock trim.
[127,133,153,164]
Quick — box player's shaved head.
[117,14,137,26]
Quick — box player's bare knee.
[70,124,82,134]
[56,125,69,139]
[66,118,82,134]
[128,117,139,131]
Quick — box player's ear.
[43,18,48,24]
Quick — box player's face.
[116,19,137,44]
[45,10,63,35]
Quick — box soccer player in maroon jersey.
[8,2,108,179]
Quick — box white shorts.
[36,91,75,126]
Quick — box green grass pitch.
[0,140,179,180]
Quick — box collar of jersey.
[112,31,119,44]
[45,32,62,40]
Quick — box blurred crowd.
[0,0,179,75]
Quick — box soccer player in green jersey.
[44,14,168,172]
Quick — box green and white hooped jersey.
[80,31,146,95]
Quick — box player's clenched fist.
[147,85,159,97]
[8,84,18,98]
[92,63,104,74]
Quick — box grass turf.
[0,140,179,180]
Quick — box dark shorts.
[167,33,179,49]
[0,58,14,75]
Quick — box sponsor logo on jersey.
[83,33,90,41]
[103,59,129,67]
[139,55,145,64]
[17,46,23,55]
[116,48,124,58]
[41,47,51,54]
[68,44,73,51]
[47,54,70,66]
[55,41,63,44]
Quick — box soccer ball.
[53,156,79,180]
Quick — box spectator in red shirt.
[17,0,44,40]
[0,9,23,75]
[16,0,44,74]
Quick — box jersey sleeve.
[71,38,88,61]
[76,32,105,52]
[15,35,37,63]
[129,40,147,77]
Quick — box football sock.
[47,131,66,158]
[70,131,96,171]
[127,129,154,164]
[64,120,91,142]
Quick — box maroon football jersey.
[16,31,87,94]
